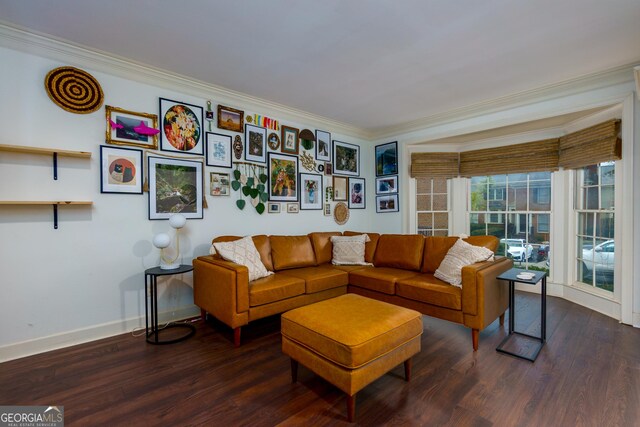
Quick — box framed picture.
[376,194,399,213]
[268,152,298,202]
[268,132,280,150]
[268,202,280,213]
[315,130,331,162]
[376,175,398,194]
[324,203,331,216]
[148,156,203,220]
[210,172,230,196]
[333,176,348,201]
[205,132,232,168]
[324,162,333,176]
[348,177,366,209]
[332,140,359,176]
[299,173,323,210]
[287,203,299,213]
[100,145,143,194]
[105,105,159,149]
[244,124,267,163]
[281,125,299,154]
[159,98,204,155]
[217,104,244,132]
[375,141,398,176]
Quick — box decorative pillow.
[434,239,494,287]
[330,234,372,266]
[213,236,273,282]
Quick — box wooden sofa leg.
[472,329,479,351]
[404,358,412,381]
[233,327,241,347]
[290,359,298,383]
[200,309,206,322]
[499,313,505,326]
[347,394,356,423]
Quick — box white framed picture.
[206,132,232,168]
[299,173,323,210]
[348,177,365,209]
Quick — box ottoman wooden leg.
[233,327,241,347]
[290,359,298,383]
[200,309,206,322]
[404,358,412,381]
[347,394,356,423]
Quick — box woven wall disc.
[334,202,349,225]
[45,66,104,114]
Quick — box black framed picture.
[348,177,366,209]
[244,124,267,163]
[375,141,398,176]
[332,140,359,176]
[205,132,232,168]
[299,173,323,210]
[100,145,143,194]
[159,97,204,155]
[268,152,298,202]
[376,194,399,213]
[375,175,398,194]
[315,129,331,162]
[148,156,203,219]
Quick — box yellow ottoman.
[281,293,423,422]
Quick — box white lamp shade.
[169,213,187,229]
[152,233,171,249]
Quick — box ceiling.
[1,0,639,133]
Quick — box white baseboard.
[0,306,200,363]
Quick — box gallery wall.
[0,43,386,359]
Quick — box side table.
[496,268,547,362]
[145,264,196,345]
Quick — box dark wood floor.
[1,292,639,426]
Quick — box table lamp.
[152,213,186,270]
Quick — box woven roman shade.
[558,119,621,169]
[410,152,459,178]
[459,138,559,177]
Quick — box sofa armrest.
[461,256,512,328]
[193,255,250,329]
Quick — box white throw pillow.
[213,236,273,282]
[330,234,372,266]
[434,239,494,287]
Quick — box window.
[470,173,551,273]
[416,177,449,236]
[575,162,615,292]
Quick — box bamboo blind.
[558,119,621,169]
[410,152,459,178]
[459,138,560,177]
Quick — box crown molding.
[0,21,372,140]
[374,62,639,140]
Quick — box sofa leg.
[347,393,356,423]
[404,358,412,381]
[290,359,298,383]
[472,329,479,351]
[499,313,505,326]
[233,327,241,347]
[200,309,206,322]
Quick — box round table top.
[145,264,193,276]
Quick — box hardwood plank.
[0,292,638,426]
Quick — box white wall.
[0,45,379,360]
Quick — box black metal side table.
[145,264,195,345]
[496,268,547,362]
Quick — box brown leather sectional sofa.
[193,232,512,350]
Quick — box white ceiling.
[1,0,639,132]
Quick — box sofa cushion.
[281,294,423,369]
[211,235,274,271]
[434,239,494,287]
[349,267,419,295]
[213,236,274,282]
[279,265,349,293]
[464,235,499,252]
[373,234,424,271]
[249,273,305,306]
[308,232,342,265]
[421,236,459,274]
[270,235,317,270]
[344,231,380,263]
[396,274,462,310]
[331,234,371,265]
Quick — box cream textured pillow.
[434,239,494,287]
[213,236,273,282]
[330,234,372,266]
